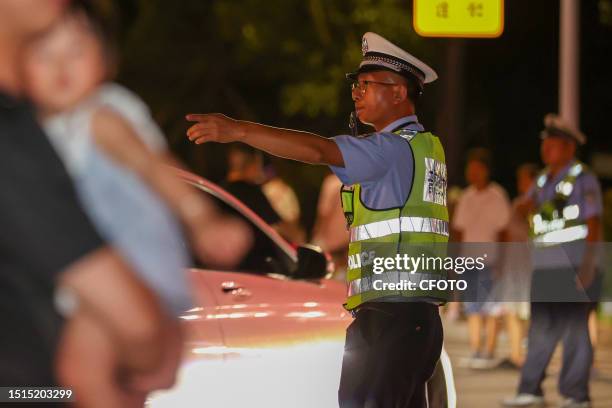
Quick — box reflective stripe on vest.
[349,216,449,242]
[533,224,588,245]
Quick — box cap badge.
[361,37,368,55]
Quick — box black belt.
[351,301,437,318]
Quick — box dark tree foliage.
[99,0,610,231]
[113,0,434,231]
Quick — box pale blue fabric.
[75,142,192,315]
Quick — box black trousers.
[338,302,443,408]
[518,302,592,402]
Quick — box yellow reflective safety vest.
[530,161,589,245]
[340,127,449,310]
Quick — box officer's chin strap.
[349,111,359,137]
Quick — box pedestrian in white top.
[452,148,511,368]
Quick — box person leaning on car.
[0,0,181,401]
[186,32,448,408]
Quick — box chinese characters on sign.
[414,0,504,38]
[436,2,449,18]
[467,2,484,17]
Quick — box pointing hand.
[186,113,244,144]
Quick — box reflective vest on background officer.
[503,114,603,407]
[341,126,449,310]
[530,161,589,245]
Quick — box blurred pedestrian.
[0,0,180,403]
[261,163,303,228]
[224,143,305,243]
[452,148,511,369]
[503,115,603,408]
[186,32,449,408]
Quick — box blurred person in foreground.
[20,2,252,406]
[0,0,179,405]
[224,143,305,243]
[503,115,603,408]
[187,32,449,408]
[452,148,511,369]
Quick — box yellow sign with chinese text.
[414,0,504,38]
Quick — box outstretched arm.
[186,113,344,167]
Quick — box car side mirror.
[294,244,329,280]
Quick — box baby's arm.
[90,108,252,268]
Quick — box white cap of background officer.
[540,113,586,145]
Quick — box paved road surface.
[443,315,612,408]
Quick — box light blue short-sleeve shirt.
[329,115,424,209]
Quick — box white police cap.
[541,113,586,145]
[347,32,438,86]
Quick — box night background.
[100,0,611,232]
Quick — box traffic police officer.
[186,32,449,407]
[503,115,603,408]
